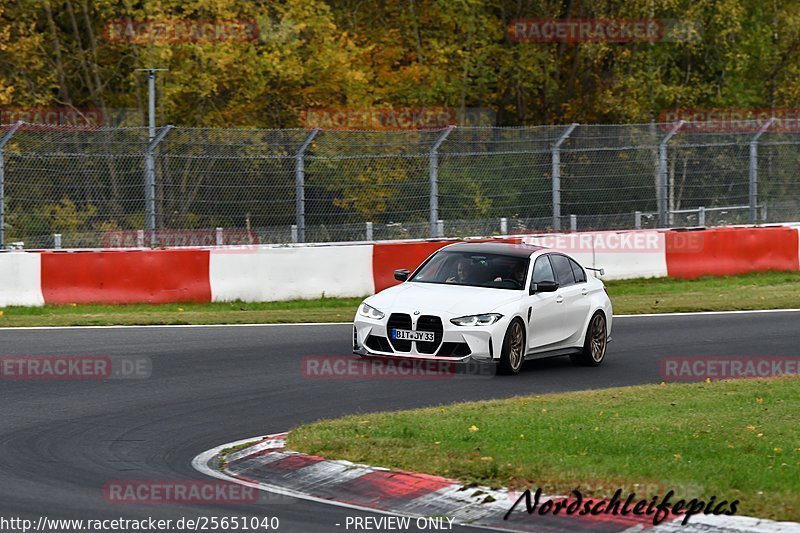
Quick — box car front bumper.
[353,311,507,363]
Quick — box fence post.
[658,120,685,228]
[500,217,508,236]
[0,121,23,249]
[365,221,373,241]
[749,117,775,224]
[552,123,578,231]
[429,126,455,238]
[698,206,706,227]
[634,211,642,229]
[570,214,577,232]
[145,125,173,241]
[295,129,320,244]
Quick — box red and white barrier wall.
[209,245,374,301]
[665,226,799,278]
[1,226,798,307]
[40,249,211,305]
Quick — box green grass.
[606,270,800,314]
[288,377,800,521]
[219,439,263,458]
[0,298,362,327]
[218,439,264,470]
[0,270,798,327]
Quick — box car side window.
[531,255,555,287]
[569,257,586,283]
[550,254,576,287]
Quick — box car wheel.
[497,318,525,375]
[570,312,607,367]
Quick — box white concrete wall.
[210,245,375,302]
[522,230,668,279]
[0,252,44,307]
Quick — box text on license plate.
[392,329,435,342]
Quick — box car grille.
[382,313,448,355]
[415,315,444,354]
[387,313,412,352]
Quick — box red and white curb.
[193,433,800,532]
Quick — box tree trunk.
[42,0,71,104]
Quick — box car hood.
[366,282,521,315]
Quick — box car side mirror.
[394,269,410,282]
[530,280,559,294]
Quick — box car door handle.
[556,296,564,304]
[581,288,588,296]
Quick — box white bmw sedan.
[353,242,612,375]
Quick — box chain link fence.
[1,121,799,249]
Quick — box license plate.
[392,329,435,342]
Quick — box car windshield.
[409,251,529,290]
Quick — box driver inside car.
[446,258,472,284]
[494,262,526,285]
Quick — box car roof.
[441,241,544,258]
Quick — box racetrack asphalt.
[0,310,797,532]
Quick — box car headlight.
[450,313,503,326]
[358,302,385,320]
